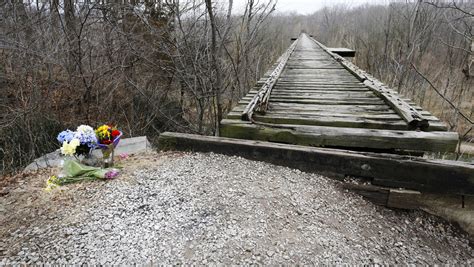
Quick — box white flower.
[60,138,80,156]
[76,125,95,135]
[74,124,97,148]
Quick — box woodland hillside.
[0,0,472,174]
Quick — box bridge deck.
[221,34,458,153]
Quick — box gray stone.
[24,136,152,171]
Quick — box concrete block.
[24,136,152,172]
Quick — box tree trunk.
[64,0,78,74]
[50,0,59,39]
[205,0,223,136]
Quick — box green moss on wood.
[220,121,458,153]
[158,135,178,151]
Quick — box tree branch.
[411,63,473,125]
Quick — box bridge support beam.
[158,132,473,196]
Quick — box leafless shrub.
[0,0,284,174]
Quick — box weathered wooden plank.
[158,132,474,195]
[264,110,443,124]
[276,83,363,88]
[235,105,447,131]
[249,114,448,131]
[229,110,400,119]
[232,103,396,113]
[283,68,358,73]
[248,104,446,127]
[268,92,378,98]
[241,96,386,105]
[386,189,422,210]
[273,86,369,90]
[241,39,298,121]
[248,90,376,98]
[241,101,394,110]
[268,101,418,110]
[307,35,429,130]
[341,184,430,211]
[290,55,332,57]
[252,95,379,101]
[238,99,422,112]
[264,110,399,117]
[286,60,340,62]
[280,74,364,79]
[219,119,458,153]
[286,61,344,65]
[286,65,344,70]
[271,89,372,94]
[341,183,389,206]
[280,77,361,82]
[237,114,411,130]
[283,70,359,74]
[365,81,430,130]
[280,76,360,80]
[271,89,368,93]
[271,89,372,93]
[278,78,360,82]
[263,109,443,122]
[328,47,356,57]
[288,59,340,62]
[228,110,399,119]
[273,81,364,85]
[270,103,394,113]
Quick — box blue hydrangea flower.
[74,130,98,148]
[57,130,75,143]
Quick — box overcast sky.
[233,0,390,15]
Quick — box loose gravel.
[1,152,473,265]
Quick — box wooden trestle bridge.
[159,33,473,196]
[220,33,458,154]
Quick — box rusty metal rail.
[241,38,299,121]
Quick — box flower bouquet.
[57,125,98,159]
[47,124,122,191]
[95,124,122,167]
[45,160,120,191]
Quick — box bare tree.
[298,0,472,139]
[0,0,281,174]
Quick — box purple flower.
[74,131,98,148]
[104,170,120,180]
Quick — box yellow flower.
[44,175,59,192]
[60,138,80,156]
[95,125,111,139]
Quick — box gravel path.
[1,152,473,265]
